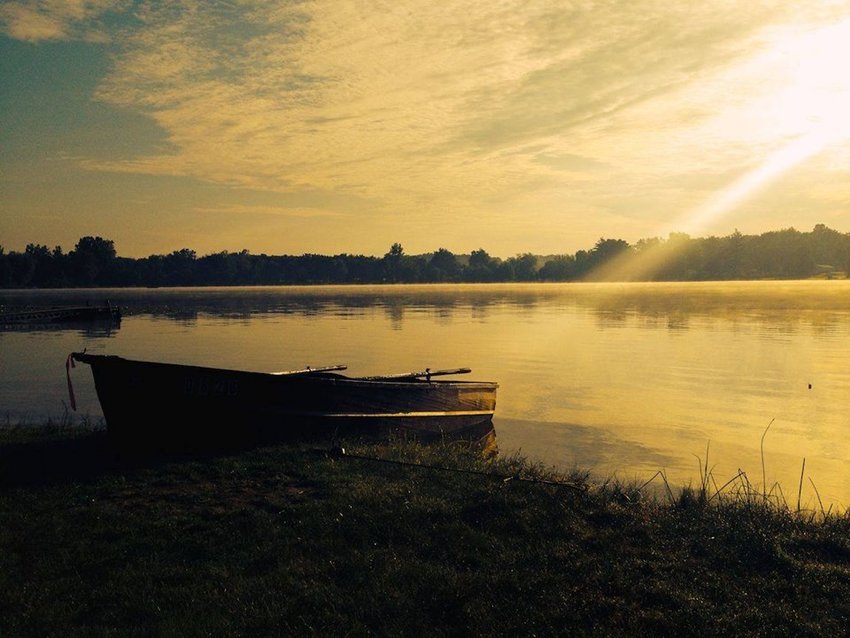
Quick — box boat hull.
[71,353,497,449]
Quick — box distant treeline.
[1,224,848,288]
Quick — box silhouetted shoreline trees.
[1,225,849,288]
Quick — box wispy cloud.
[93,3,781,196]
[0,0,125,42]
[193,203,343,219]
[8,0,850,253]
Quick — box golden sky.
[2,1,850,257]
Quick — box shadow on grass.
[0,429,123,487]
[0,428,273,488]
[0,423,493,489]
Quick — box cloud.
[192,203,343,219]
[0,4,66,41]
[93,4,746,192]
[0,0,125,42]
[21,0,850,250]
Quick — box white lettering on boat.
[184,376,239,397]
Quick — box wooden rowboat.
[69,353,498,449]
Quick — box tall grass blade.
[797,457,806,513]
[761,418,775,500]
[809,477,826,519]
[707,470,746,503]
[637,470,664,493]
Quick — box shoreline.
[2,426,849,635]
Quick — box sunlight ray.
[668,17,850,238]
[669,130,842,238]
[592,17,850,282]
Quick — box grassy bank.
[2,426,850,637]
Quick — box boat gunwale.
[71,352,499,389]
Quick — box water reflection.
[0,320,121,338]
[577,281,850,334]
[4,282,850,508]
[496,417,679,475]
[1,284,552,322]
[6,281,850,328]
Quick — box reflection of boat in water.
[69,353,498,450]
[1,304,121,328]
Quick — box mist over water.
[3,281,850,509]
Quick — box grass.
[2,425,850,636]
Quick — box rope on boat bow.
[65,353,77,411]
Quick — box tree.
[382,243,405,282]
[71,236,117,285]
[721,230,744,279]
[386,243,404,259]
[590,238,631,265]
[572,249,592,277]
[24,243,57,287]
[163,249,197,285]
[510,253,538,281]
[0,246,9,287]
[466,248,498,282]
[538,255,575,280]
[809,224,848,275]
[428,248,460,282]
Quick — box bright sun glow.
[670,18,850,237]
[588,17,850,282]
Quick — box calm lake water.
[2,281,850,509]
